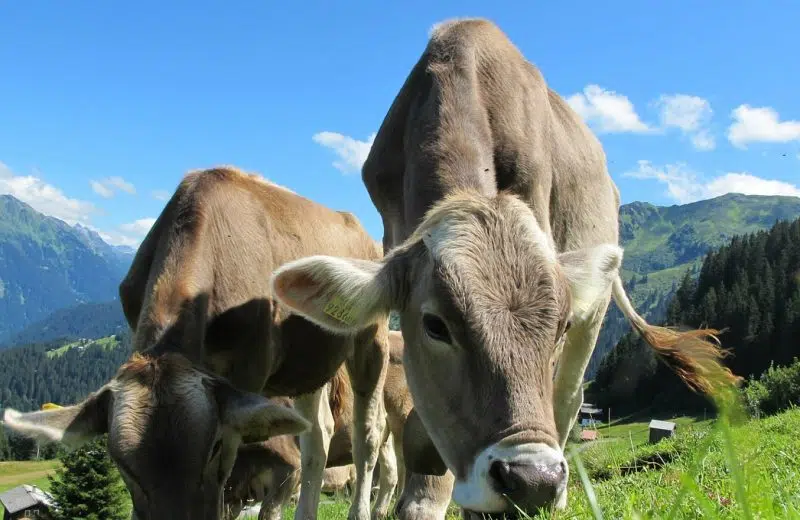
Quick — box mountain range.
[0,192,799,378]
[0,195,134,341]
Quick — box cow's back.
[119,166,381,395]
[362,18,619,254]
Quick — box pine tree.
[48,435,129,520]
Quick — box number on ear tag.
[323,295,357,326]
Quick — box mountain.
[0,195,134,340]
[0,300,128,349]
[0,333,132,413]
[587,193,800,379]
[73,223,136,272]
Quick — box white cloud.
[728,105,800,148]
[312,131,376,174]
[624,160,800,204]
[0,161,97,225]
[566,85,653,134]
[151,190,170,201]
[690,129,716,151]
[97,218,156,247]
[90,180,114,198]
[119,217,156,237]
[655,94,716,151]
[89,176,137,198]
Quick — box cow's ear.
[1,386,112,449]
[271,254,404,334]
[219,384,311,444]
[403,408,448,476]
[558,244,622,322]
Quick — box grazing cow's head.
[271,191,622,515]
[1,352,310,520]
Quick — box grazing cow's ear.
[271,255,398,334]
[558,243,623,322]
[1,386,112,449]
[403,408,448,476]
[219,384,311,444]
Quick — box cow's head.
[271,191,622,515]
[1,352,309,520]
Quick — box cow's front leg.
[552,298,610,510]
[293,385,334,520]
[372,428,399,519]
[346,326,390,520]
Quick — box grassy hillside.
[0,195,133,341]
[589,193,800,378]
[0,460,60,493]
[0,334,131,411]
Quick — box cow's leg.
[293,385,334,520]
[394,433,406,498]
[346,326,390,520]
[552,295,611,509]
[372,430,399,520]
[394,472,454,520]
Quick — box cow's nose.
[488,458,566,508]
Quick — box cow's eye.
[422,313,451,344]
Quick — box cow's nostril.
[489,460,516,494]
[488,458,566,509]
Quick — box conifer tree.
[48,435,129,520]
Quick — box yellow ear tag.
[41,402,63,410]
[323,295,357,326]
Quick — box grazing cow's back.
[271,18,739,518]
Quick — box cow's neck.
[407,150,497,238]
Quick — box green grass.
[45,334,120,359]
[6,409,798,519]
[0,460,60,493]
[242,408,800,520]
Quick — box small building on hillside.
[0,484,53,520]
[579,403,603,422]
[648,419,677,444]
[580,429,599,442]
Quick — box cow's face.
[271,191,622,515]
[1,353,309,520]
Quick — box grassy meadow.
[240,407,800,520]
[0,459,60,493]
[3,407,798,519]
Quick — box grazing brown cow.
[2,166,392,520]
[270,18,739,517]
[223,331,445,520]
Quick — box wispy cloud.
[151,190,170,202]
[655,94,716,151]
[89,176,137,198]
[119,217,156,237]
[727,105,800,148]
[624,160,800,204]
[312,131,376,174]
[566,85,654,134]
[0,161,98,225]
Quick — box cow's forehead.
[110,370,216,458]
[418,194,557,268]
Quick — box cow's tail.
[611,276,742,395]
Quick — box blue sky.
[1,1,798,246]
